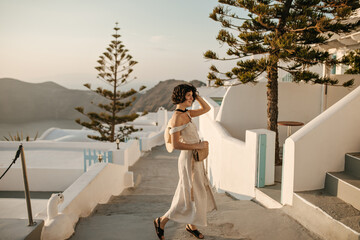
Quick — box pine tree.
[205,0,360,164]
[75,23,146,142]
[342,49,360,74]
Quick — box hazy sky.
[0,0,236,90]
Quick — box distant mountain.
[0,78,206,123]
[125,79,206,114]
[0,78,105,123]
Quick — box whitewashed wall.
[156,107,168,130]
[327,74,360,107]
[203,96,221,121]
[216,82,360,146]
[38,128,98,141]
[0,140,141,191]
[198,102,275,199]
[0,108,169,191]
[37,162,133,240]
[0,168,83,191]
[0,141,115,150]
[282,86,360,205]
[141,131,165,152]
[123,140,142,166]
[137,108,170,152]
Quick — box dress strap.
[186,111,192,121]
[169,123,189,135]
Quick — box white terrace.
[0,79,360,239]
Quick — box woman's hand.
[197,141,209,149]
[195,92,200,100]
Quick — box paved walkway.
[70,145,321,240]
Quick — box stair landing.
[297,189,360,233]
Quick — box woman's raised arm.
[189,95,211,118]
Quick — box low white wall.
[38,162,133,239]
[0,141,141,191]
[282,86,360,205]
[200,114,248,195]
[202,96,221,121]
[141,130,165,152]
[0,141,115,151]
[110,140,141,168]
[0,168,83,191]
[216,82,359,146]
[156,107,168,130]
[38,128,98,141]
[123,140,142,167]
[199,111,275,199]
[248,129,276,186]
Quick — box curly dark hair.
[172,84,198,104]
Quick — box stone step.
[345,153,360,178]
[284,190,360,240]
[325,171,360,211]
[0,218,44,240]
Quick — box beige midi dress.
[164,113,217,227]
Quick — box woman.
[154,84,217,240]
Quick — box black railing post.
[19,144,36,226]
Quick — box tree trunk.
[111,69,117,143]
[266,55,281,165]
[111,85,116,142]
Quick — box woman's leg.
[187,224,204,239]
[154,216,169,240]
[159,216,169,229]
[188,224,198,230]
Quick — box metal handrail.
[0,144,37,226]
[19,144,36,226]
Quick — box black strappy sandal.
[186,224,204,239]
[153,217,164,239]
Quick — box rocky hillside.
[0,78,205,123]
[125,79,206,114]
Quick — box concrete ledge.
[0,218,44,240]
[254,188,282,209]
[37,163,133,240]
[283,193,360,240]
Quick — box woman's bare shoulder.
[169,112,188,128]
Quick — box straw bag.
[192,141,209,161]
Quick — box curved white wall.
[282,86,360,205]
[216,84,267,141]
[198,98,275,199]
[199,114,252,197]
[37,162,132,239]
[216,82,359,145]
